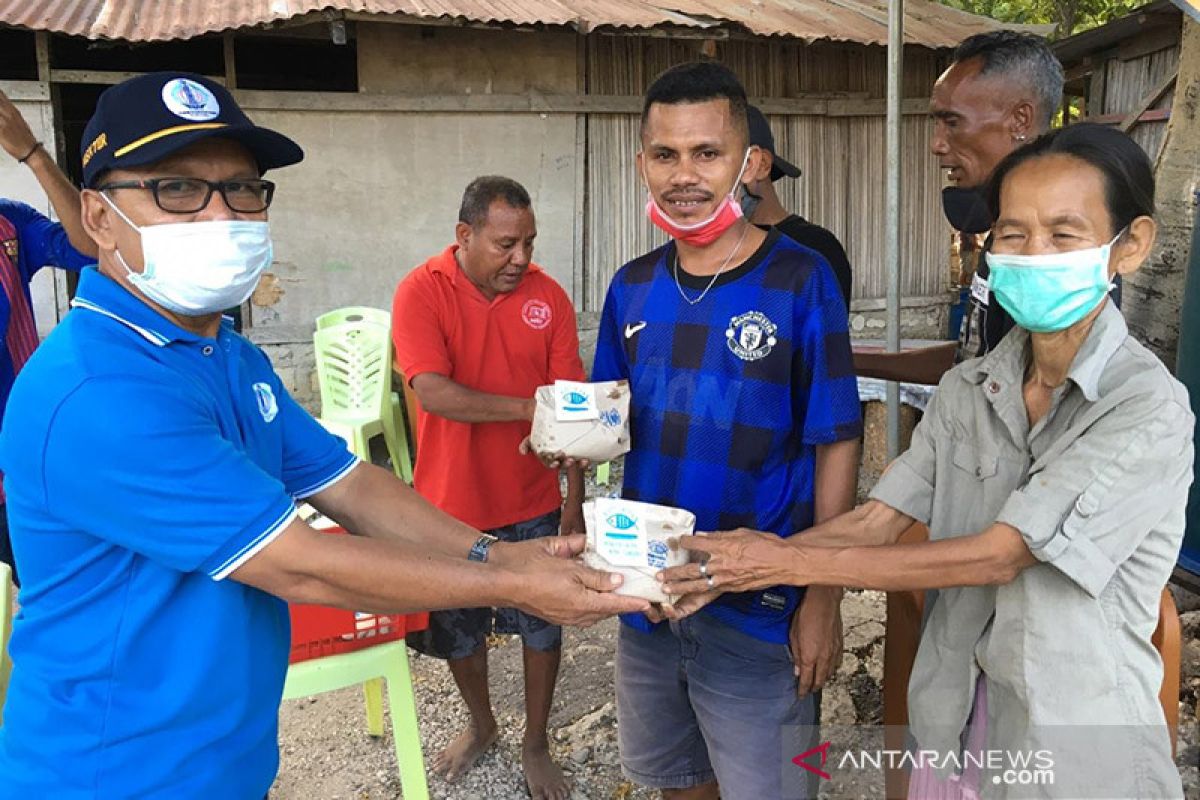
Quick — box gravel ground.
[271,588,1199,799]
[272,463,1200,798]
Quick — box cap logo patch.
[161,78,220,122]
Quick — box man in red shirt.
[392,176,585,800]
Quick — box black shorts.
[406,509,563,660]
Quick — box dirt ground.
[271,586,1199,799]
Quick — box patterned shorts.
[405,509,563,660]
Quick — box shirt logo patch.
[161,78,221,121]
[725,311,778,362]
[521,299,552,330]
[624,321,646,339]
[1,238,17,260]
[252,382,279,423]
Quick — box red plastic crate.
[288,526,429,664]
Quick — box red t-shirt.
[392,244,585,530]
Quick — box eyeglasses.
[97,177,276,214]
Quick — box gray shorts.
[406,509,562,660]
[616,613,818,800]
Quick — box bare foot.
[523,741,569,800]
[432,723,498,783]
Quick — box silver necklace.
[672,223,751,305]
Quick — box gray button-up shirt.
[872,303,1192,799]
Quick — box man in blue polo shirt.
[0,88,97,585]
[0,72,646,798]
[592,62,862,800]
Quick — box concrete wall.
[357,24,577,95]
[0,91,69,337]
[242,24,582,401]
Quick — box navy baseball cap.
[747,105,800,182]
[81,72,303,188]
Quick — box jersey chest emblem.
[726,311,777,362]
[521,299,552,330]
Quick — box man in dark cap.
[743,105,853,311]
[0,72,645,797]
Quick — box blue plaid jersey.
[593,229,863,643]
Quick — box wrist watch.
[468,533,500,563]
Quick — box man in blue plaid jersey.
[591,62,863,800]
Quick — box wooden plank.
[1084,107,1171,125]
[572,33,587,305]
[34,32,50,83]
[1117,24,1180,62]
[223,33,238,89]
[50,70,226,86]
[233,89,927,116]
[827,97,928,116]
[1118,69,1178,133]
[1087,59,1108,115]
[0,80,49,101]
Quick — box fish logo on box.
[606,513,637,531]
[561,389,590,412]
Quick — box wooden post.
[1124,16,1200,368]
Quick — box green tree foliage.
[938,0,1145,37]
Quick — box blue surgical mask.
[985,232,1122,333]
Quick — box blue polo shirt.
[593,230,862,643]
[0,267,357,798]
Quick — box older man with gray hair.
[931,30,1065,360]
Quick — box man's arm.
[0,90,97,259]
[662,519,1033,597]
[230,516,649,626]
[560,462,586,535]
[409,372,534,424]
[307,461,489,558]
[794,523,1035,591]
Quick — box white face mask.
[102,193,273,317]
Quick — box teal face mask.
[985,233,1121,333]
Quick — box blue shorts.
[406,510,562,660]
[616,613,817,800]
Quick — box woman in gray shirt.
[660,124,1191,799]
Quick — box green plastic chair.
[314,322,413,483]
[315,307,415,475]
[315,306,390,331]
[1,562,12,726]
[282,639,428,798]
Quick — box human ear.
[454,220,472,251]
[1010,100,1036,141]
[80,189,117,251]
[1111,216,1157,278]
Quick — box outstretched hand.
[658,528,801,596]
[504,535,648,627]
[0,89,38,161]
[517,435,591,470]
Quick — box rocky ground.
[273,461,1200,799]
[271,587,1199,799]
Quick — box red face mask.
[644,148,752,247]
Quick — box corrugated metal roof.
[0,0,1036,47]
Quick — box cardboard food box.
[580,497,698,604]
[529,379,631,463]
